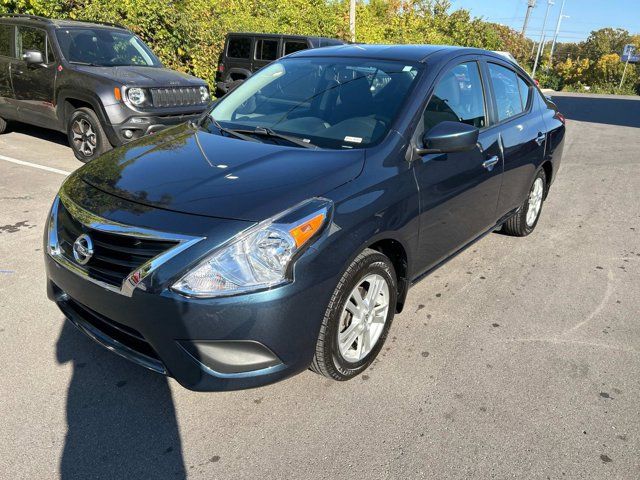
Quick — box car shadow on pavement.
[551,94,640,128]
[8,122,69,147]
[56,320,186,479]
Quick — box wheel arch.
[367,238,409,313]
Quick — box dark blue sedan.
[45,44,565,390]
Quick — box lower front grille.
[56,287,166,374]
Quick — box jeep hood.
[72,65,206,87]
[79,124,365,221]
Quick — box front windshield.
[208,57,422,149]
[55,28,161,67]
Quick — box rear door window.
[517,75,531,110]
[488,63,524,122]
[0,24,14,57]
[255,39,278,61]
[284,40,308,56]
[227,37,251,59]
[423,61,486,133]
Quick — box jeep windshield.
[207,57,422,149]
[55,28,161,67]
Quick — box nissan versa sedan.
[45,45,565,391]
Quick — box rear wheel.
[310,248,397,381]
[0,116,7,134]
[502,168,547,236]
[67,107,110,162]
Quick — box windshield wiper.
[232,127,317,149]
[68,61,102,67]
[201,117,260,143]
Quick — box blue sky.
[449,0,639,43]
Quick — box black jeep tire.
[0,116,7,134]
[310,248,397,381]
[502,168,547,237]
[67,108,110,162]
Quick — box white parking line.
[0,154,71,176]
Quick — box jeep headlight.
[199,85,210,103]
[172,198,331,298]
[127,87,147,106]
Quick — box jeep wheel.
[67,108,109,162]
[0,116,7,134]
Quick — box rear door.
[484,60,546,217]
[412,59,503,272]
[12,25,57,127]
[252,37,279,71]
[0,22,18,120]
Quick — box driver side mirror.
[22,50,45,65]
[415,121,479,156]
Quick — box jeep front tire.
[67,108,110,162]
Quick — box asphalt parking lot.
[1,92,639,479]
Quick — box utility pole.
[532,0,554,79]
[549,0,568,66]
[619,45,636,90]
[522,0,536,36]
[349,0,356,43]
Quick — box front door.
[12,25,57,127]
[0,23,17,120]
[412,60,503,273]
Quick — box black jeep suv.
[0,15,210,161]
[215,32,344,96]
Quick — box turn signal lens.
[114,87,122,101]
[290,212,325,248]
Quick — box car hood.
[79,124,365,222]
[72,65,206,87]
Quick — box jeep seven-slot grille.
[150,87,204,108]
[56,202,179,287]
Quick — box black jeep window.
[284,41,307,56]
[0,24,13,57]
[227,37,251,59]
[255,39,278,61]
[423,61,486,133]
[17,26,46,59]
[488,63,524,122]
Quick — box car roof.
[286,43,488,63]
[0,14,127,31]
[226,32,342,42]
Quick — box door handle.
[535,132,546,145]
[482,156,499,171]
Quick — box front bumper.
[45,248,334,391]
[109,112,204,146]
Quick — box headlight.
[172,198,331,298]
[199,85,210,103]
[127,87,147,106]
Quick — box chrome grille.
[150,87,204,108]
[55,201,179,287]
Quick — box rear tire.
[0,116,7,134]
[67,107,110,162]
[502,168,547,237]
[310,248,397,381]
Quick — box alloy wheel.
[526,177,544,227]
[71,118,97,157]
[337,273,390,362]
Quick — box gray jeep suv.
[0,15,210,161]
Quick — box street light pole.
[349,0,356,43]
[549,0,567,66]
[522,0,536,36]
[532,0,554,79]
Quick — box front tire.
[502,168,547,236]
[0,116,7,134]
[310,248,397,381]
[67,107,110,162]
